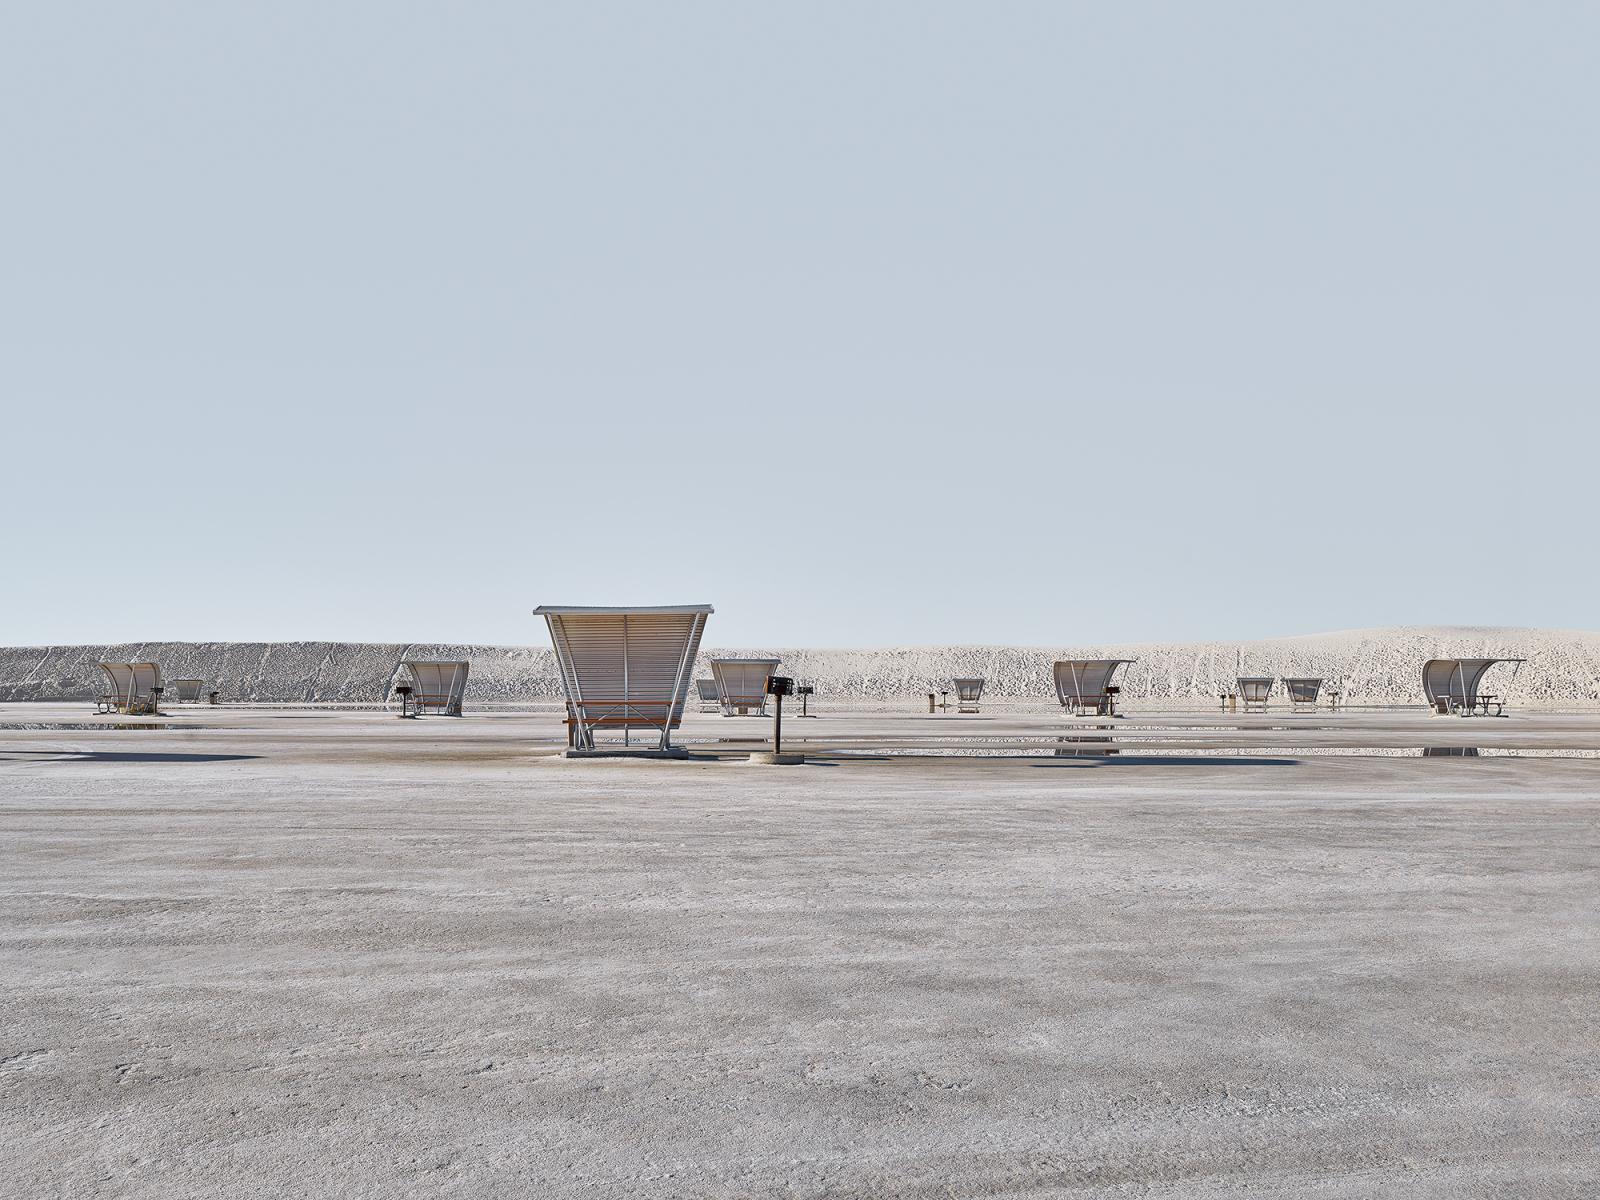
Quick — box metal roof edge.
[534,605,715,616]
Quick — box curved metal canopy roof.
[1422,658,1525,706]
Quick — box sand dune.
[2,627,1595,706]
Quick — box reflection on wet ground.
[823,745,1600,758]
[6,706,1600,761]
[0,723,189,732]
[1056,735,1119,757]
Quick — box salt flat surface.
[3,703,1598,1198]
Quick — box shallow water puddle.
[0,722,193,731]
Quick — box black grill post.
[765,675,794,756]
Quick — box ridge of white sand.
[2,626,1596,706]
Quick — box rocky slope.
[2,628,1595,706]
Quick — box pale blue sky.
[4,3,1595,647]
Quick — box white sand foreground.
[3,703,1597,1198]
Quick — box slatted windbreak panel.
[953,678,985,702]
[696,679,720,702]
[1423,660,1461,704]
[546,610,709,729]
[100,663,134,700]
[173,679,205,701]
[1237,677,1274,703]
[1422,658,1511,706]
[1283,678,1322,704]
[130,663,161,698]
[1052,660,1132,706]
[711,659,780,711]
[405,661,470,705]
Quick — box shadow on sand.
[1032,756,1300,768]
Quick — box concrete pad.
[560,747,692,760]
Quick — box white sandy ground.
[3,702,1598,1198]
[4,625,1599,706]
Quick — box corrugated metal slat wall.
[711,658,780,709]
[546,611,708,732]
